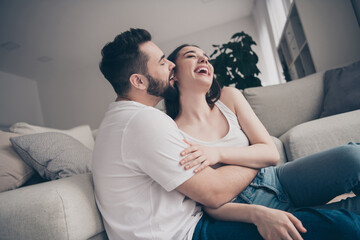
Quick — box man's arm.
[205,203,306,240]
[176,165,257,208]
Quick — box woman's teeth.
[196,67,208,74]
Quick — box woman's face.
[173,46,214,92]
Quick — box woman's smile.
[194,65,210,76]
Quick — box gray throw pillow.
[320,60,360,118]
[10,132,92,180]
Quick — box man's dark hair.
[164,44,221,119]
[99,28,151,97]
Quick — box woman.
[164,44,360,238]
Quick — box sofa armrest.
[271,136,287,165]
[0,173,106,240]
[243,71,325,137]
[280,110,360,162]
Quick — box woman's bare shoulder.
[220,86,244,97]
[219,87,245,111]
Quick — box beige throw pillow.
[9,122,95,150]
[0,131,35,192]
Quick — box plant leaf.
[210,31,262,90]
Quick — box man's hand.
[180,139,221,173]
[252,206,307,240]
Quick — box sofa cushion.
[10,132,92,180]
[0,131,34,192]
[0,174,105,240]
[280,110,360,162]
[243,71,325,137]
[9,122,95,150]
[320,60,360,118]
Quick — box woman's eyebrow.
[183,50,209,59]
[183,50,196,56]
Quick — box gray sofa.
[1,69,359,240]
[243,69,360,164]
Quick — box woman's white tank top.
[179,100,250,148]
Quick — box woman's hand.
[252,206,307,240]
[180,139,221,173]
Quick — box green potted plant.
[210,31,262,90]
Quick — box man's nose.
[167,59,175,70]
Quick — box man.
[93,28,360,240]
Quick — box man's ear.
[129,74,147,90]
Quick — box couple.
[92,28,360,240]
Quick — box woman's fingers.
[180,149,202,165]
[184,155,206,170]
[180,145,199,157]
[193,159,210,173]
[180,139,217,172]
[183,139,196,146]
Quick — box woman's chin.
[196,77,213,88]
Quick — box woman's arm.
[218,87,280,167]
[180,87,279,172]
[205,203,306,240]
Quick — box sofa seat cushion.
[280,110,360,162]
[0,174,105,240]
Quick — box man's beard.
[146,74,177,99]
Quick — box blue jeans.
[193,143,360,239]
[193,208,360,240]
[235,143,360,214]
[233,167,292,211]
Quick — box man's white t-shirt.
[92,101,202,240]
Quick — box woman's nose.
[199,56,208,63]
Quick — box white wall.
[36,64,115,130]
[0,63,116,130]
[0,70,44,128]
[159,16,272,87]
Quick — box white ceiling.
[0,0,255,82]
